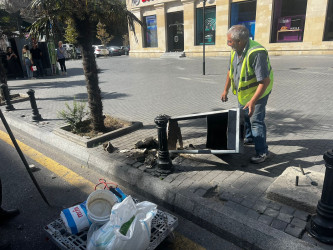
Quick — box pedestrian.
[56,41,67,76]
[6,47,21,79]
[22,45,34,79]
[30,43,44,77]
[221,25,273,164]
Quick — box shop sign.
[132,0,154,5]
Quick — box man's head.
[227,25,249,54]
[58,41,63,47]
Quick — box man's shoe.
[244,138,254,145]
[250,153,269,164]
[0,208,20,222]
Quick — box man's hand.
[221,91,228,102]
[243,100,255,117]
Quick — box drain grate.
[289,68,305,70]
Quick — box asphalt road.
[0,124,240,250]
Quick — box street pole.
[154,114,173,175]
[307,149,333,244]
[202,0,206,75]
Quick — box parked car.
[120,46,130,55]
[107,46,121,56]
[75,47,82,59]
[93,45,109,57]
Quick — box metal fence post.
[0,84,14,111]
[27,89,42,121]
[307,149,333,244]
[154,114,173,174]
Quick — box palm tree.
[28,0,142,132]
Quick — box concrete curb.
[3,113,321,250]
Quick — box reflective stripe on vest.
[229,40,273,106]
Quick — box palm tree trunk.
[75,17,105,132]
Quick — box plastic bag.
[30,66,37,71]
[87,196,157,250]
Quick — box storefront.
[271,0,307,43]
[127,0,333,57]
[230,0,256,39]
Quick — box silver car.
[93,45,109,57]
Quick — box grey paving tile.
[225,201,249,215]
[271,219,288,231]
[293,210,310,221]
[241,199,256,209]
[245,209,260,220]
[267,202,282,211]
[264,208,279,218]
[280,205,296,215]
[277,212,293,223]
[285,224,304,238]
[290,217,307,228]
[258,214,274,225]
[252,201,267,214]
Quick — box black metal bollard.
[307,149,333,244]
[154,114,173,174]
[0,84,14,111]
[27,89,42,121]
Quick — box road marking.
[0,130,205,249]
[0,130,95,190]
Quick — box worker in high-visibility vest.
[221,25,273,164]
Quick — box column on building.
[182,0,195,53]
[303,0,328,45]
[155,3,167,53]
[254,0,273,46]
[216,0,230,52]
[130,8,143,54]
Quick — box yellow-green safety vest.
[229,40,273,106]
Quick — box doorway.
[167,12,184,52]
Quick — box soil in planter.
[68,115,130,138]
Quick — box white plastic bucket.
[86,189,117,225]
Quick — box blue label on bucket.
[115,187,127,202]
[60,201,91,234]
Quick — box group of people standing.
[5,40,67,79]
[6,43,44,80]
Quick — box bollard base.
[32,114,42,122]
[306,216,333,244]
[156,159,174,175]
[5,105,14,111]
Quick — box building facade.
[127,0,333,57]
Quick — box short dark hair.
[227,25,249,41]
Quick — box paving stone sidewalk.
[1,55,333,249]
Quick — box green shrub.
[58,98,88,133]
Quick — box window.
[271,0,308,43]
[230,0,257,40]
[144,15,158,48]
[196,7,216,45]
[324,0,333,41]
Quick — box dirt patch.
[65,115,130,138]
